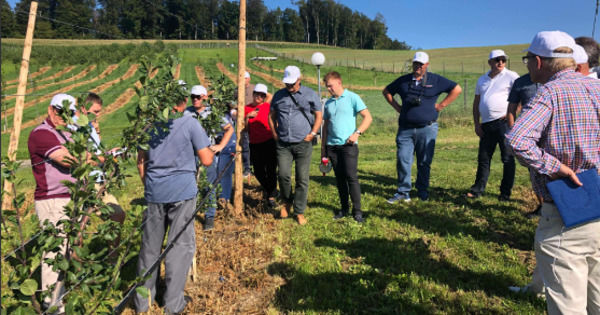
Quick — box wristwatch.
[310,131,317,136]
[354,130,362,135]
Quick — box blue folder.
[546,168,600,228]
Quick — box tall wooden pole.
[2,1,38,210]
[233,0,247,216]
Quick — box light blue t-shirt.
[144,115,210,203]
[323,89,367,145]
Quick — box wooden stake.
[233,0,247,216]
[2,1,38,211]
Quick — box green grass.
[1,44,546,313]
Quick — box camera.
[406,97,421,107]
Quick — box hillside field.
[1,41,545,313]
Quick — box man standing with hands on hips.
[383,52,462,203]
[269,65,322,225]
[321,71,372,222]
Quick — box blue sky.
[264,0,598,49]
[8,0,598,49]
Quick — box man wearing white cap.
[573,44,598,78]
[466,50,519,201]
[28,93,78,310]
[575,36,600,78]
[507,30,600,314]
[383,51,462,203]
[185,84,234,230]
[268,65,322,225]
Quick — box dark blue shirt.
[385,72,457,125]
[507,74,540,107]
[271,85,321,143]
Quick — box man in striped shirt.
[506,30,600,315]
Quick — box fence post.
[463,79,468,109]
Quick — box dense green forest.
[1,0,411,50]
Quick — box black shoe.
[333,211,348,220]
[526,204,542,219]
[203,217,214,231]
[267,198,277,208]
[353,213,364,223]
[498,194,510,202]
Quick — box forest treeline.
[0,0,411,50]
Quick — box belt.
[401,120,436,128]
[482,117,506,125]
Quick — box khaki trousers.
[35,197,69,306]
[536,202,600,315]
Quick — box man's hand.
[303,133,315,142]
[475,124,483,138]
[247,109,259,119]
[210,144,224,154]
[346,133,359,145]
[550,164,583,186]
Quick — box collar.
[44,117,56,129]
[486,68,506,79]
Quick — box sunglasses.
[53,106,74,116]
[191,94,203,100]
[285,83,296,88]
[492,57,507,63]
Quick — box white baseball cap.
[282,66,301,84]
[524,30,575,58]
[489,49,507,59]
[254,83,268,95]
[50,93,77,111]
[413,51,429,64]
[191,85,208,96]
[244,71,250,79]
[573,44,589,64]
[178,79,188,93]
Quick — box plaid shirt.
[506,69,600,201]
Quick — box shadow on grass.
[354,170,535,250]
[269,237,537,314]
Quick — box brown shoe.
[296,214,307,225]
[280,203,290,218]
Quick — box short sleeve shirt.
[245,102,273,144]
[324,89,367,145]
[385,72,457,125]
[507,74,540,109]
[28,118,76,200]
[270,85,321,143]
[144,115,210,203]
[475,68,519,123]
[184,106,230,145]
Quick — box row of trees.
[1,0,411,50]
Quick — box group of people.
[27,30,598,314]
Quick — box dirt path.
[3,66,76,92]
[3,65,96,101]
[216,63,238,85]
[173,64,181,80]
[252,60,384,91]
[194,66,209,87]
[121,180,284,314]
[100,67,159,119]
[90,64,139,94]
[247,69,284,89]
[4,66,51,85]
[3,64,116,118]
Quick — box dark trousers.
[326,144,361,214]
[276,140,312,214]
[470,119,515,197]
[250,138,278,198]
[241,131,251,172]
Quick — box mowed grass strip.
[3,66,51,85]
[2,65,77,93]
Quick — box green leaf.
[78,114,89,126]
[162,107,169,119]
[136,286,149,298]
[19,279,37,296]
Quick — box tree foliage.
[8,0,410,50]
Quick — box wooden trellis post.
[233,0,247,216]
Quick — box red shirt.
[245,102,273,144]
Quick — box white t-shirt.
[475,68,519,123]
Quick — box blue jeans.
[395,122,438,200]
[205,146,235,218]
